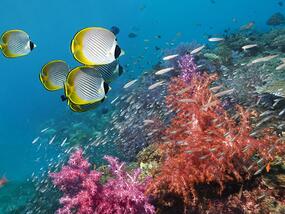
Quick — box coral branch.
[50,150,155,214]
[147,72,284,210]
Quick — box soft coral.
[50,149,155,214]
[147,73,283,210]
[50,149,101,214]
[97,156,155,214]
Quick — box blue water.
[0,0,282,181]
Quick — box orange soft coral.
[147,73,284,210]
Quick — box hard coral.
[50,149,155,214]
[147,73,284,211]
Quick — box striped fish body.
[71,27,122,66]
[1,30,32,57]
[92,60,123,83]
[40,60,69,91]
[65,66,109,105]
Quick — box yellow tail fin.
[0,44,2,50]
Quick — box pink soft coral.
[50,149,101,214]
[50,149,155,214]
[97,156,154,214]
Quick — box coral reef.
[0,181,38,213]
[50,149,155,214]
[178,54,198,82]
[109,69,172,161]
[147,71,284,211]
[136,144,163,179]
[201,28,285,136]
[266,12,285,26]
[195,178,285,214]
[12,28,285,214]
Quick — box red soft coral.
[147,73,284,210]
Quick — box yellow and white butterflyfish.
[67,99,102,113]
[92,60,123,83]
[39,60,69,91]
[0,29,36,58]
[71,27,124,66]
[64,66,110,106]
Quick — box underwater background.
[0,0,285,213]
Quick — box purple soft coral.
[50,149,101,214]
[178,53,198,82]
[97,156,154,214]
[50,150,155,214]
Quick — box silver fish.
[208,37,224,42]
[176,86,192,95]
[251,55,278,64]
[253,165,266,175]
[143,119,154,124]
[209,85,223,92]
[199,154,209,160]
[259,110,274,117]
[162,54,178,61]
[40,127,49,133]
[155,67,174,75]
[242,44,257,50]
[273,98,284,107]
[111,96,119,104]
[190,45,205,54]
[215,89,235,97]
[276,63,285,70]
[148,80,165,90]
[123,79,137,89]
[60,137,68,147]
[48,135,56,145]
[256,115,275,127]
[256,157,264,165]
[32,137,40,144]
[279,108,285,116]
[179,99,197,103]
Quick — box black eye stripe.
[114,45,121,59]
[30,41,35,50]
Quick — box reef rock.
[266,12,285,26]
